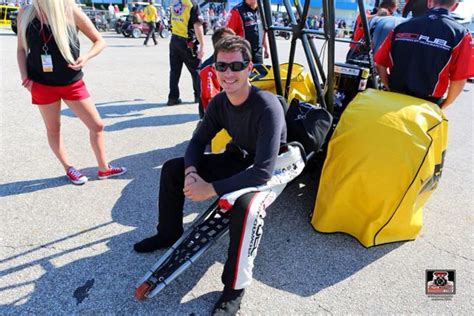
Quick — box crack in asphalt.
[1,244,76,252]
[424,240,473,262]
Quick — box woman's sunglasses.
[214,61,250,72]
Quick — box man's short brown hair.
[213,36,252,62]
[379,0,398,13]
[211,27,236,47]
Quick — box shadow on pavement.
[61,102,166,119]
[1,102,198,197]
[104,113,197,132]
[0,147,402,313]
[0,176,69,197]
[252,171,403,297]
[60,101,198,132]
[0,141,192,313]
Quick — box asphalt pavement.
[0,27,473,314]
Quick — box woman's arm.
[68,6,106,70]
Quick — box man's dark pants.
[144,22,157,45]
[157,151,262,289]
[169,35,201,110]
[252,47,263,64]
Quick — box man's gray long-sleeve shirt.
[184,86,287,195]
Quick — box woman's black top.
[26,18,83,86]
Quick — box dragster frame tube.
[259,0,283,96]
[356,0,377,88]
[292,0,327,85]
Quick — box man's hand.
[197,47,204,60]
[375,63,390,90]
[193,22,205,60]
[264,47,269,59]
[183,172,217,201]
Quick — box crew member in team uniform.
[167,0,205,117]
[226,0,268,64]
[143,0,158,46]
[374,0,473,108]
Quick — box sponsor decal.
[335,65,360,76]
[395,33,451,51]
[426,270,456,300]
[420,151,446,194]
[173,0,187,16]
[247,192,273,257]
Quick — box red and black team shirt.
[375,8,473,100]
[226,2,263,53]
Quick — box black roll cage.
[258,0,375,115]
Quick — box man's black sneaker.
[133,234,175,253]
[167,98,182,106]
[212,288,245,316]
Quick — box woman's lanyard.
[40,26,54,72]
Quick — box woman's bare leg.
[37,100,72,171]
[64,97,109,171]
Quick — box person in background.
[143,0,158,46]
[131,7,141,24]
[375,0,473,108]
[369,5,406,53]
[347,0,398,59]
[108,2,115,18]
[402,0,431,17]
[137,8,145,22]
[226,0,268,64]
[16,0,127,185]
[199,27,236,111]
[167,0,205,116]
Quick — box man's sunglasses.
[214,61,250,72]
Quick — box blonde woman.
[17,0,126,185]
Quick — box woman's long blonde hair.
[19,0,78,64]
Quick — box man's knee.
[161,157,185,179]
[233,193,257,211]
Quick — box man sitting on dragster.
[134,36,286,315]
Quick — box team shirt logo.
[395,32,451,51]
[173,0,186,16]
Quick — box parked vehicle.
[275,29,291,40]
[122,19,170,39]
[0,4,18,33]
[9,10,18,34]
[111,12,128,33]
[94,13,110,32]
[161,16,171,36]
[274,21,291,40]
[83,9,111,32]
[117,14,133,34]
